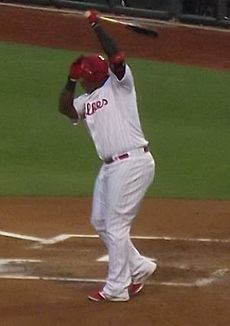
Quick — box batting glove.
[68,56,84,81]
[85,9,98,27]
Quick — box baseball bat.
[99,16,158,38]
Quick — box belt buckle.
[105,152,129,164]
[118,153,129,160]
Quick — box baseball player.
[59,9,157,302]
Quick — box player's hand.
[68,56,84,81]
[84,9,98,26]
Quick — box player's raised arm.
[58,56,83,120]
[85,10,125,80]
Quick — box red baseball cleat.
[88,290,129,302]
[129,261,157,296]
[88,291,106,302]
[128,282,145,296]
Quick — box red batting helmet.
[80,54,109,82]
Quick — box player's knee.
[106,229,129,242]
[90,216,104,232]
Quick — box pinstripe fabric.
[73,65,148,160]
[73,64,155,298]
[91,151,155,297]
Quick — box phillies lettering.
[85,98,108,116]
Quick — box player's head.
[79,54,109,92]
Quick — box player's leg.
[126,155,157,284]
[102,153,155,299]
[90,165,108,247]
[128,238,155,276]
[91,168,149,272]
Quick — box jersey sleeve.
[109,64,134,91]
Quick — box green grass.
[133,61,230,199]
[0,42,229,199]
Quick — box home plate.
[97,255,157,262]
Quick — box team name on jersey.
[85,98,108,116]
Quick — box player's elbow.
[58,104,77,120]
[58,101,67,115]
[58,99,68,116]
[58,97,78,120]
[58,77,78,116]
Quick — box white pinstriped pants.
[91,149,155,298]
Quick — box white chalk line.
[194,268,229,286]
[0,230,43,242]
[0,2,229,34]
[97,254,158,263]
[1,230,230,246]
[0,234,229,288]
[0,268,228,288]
[0,258,42,264]
[0,257,225,274]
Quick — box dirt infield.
[0,197,230,326]
[0,4,230,326]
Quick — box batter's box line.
[0,268,228,288]
[0,230,230,246]
[40,234,230,246]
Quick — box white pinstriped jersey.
[73,65,148,160]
